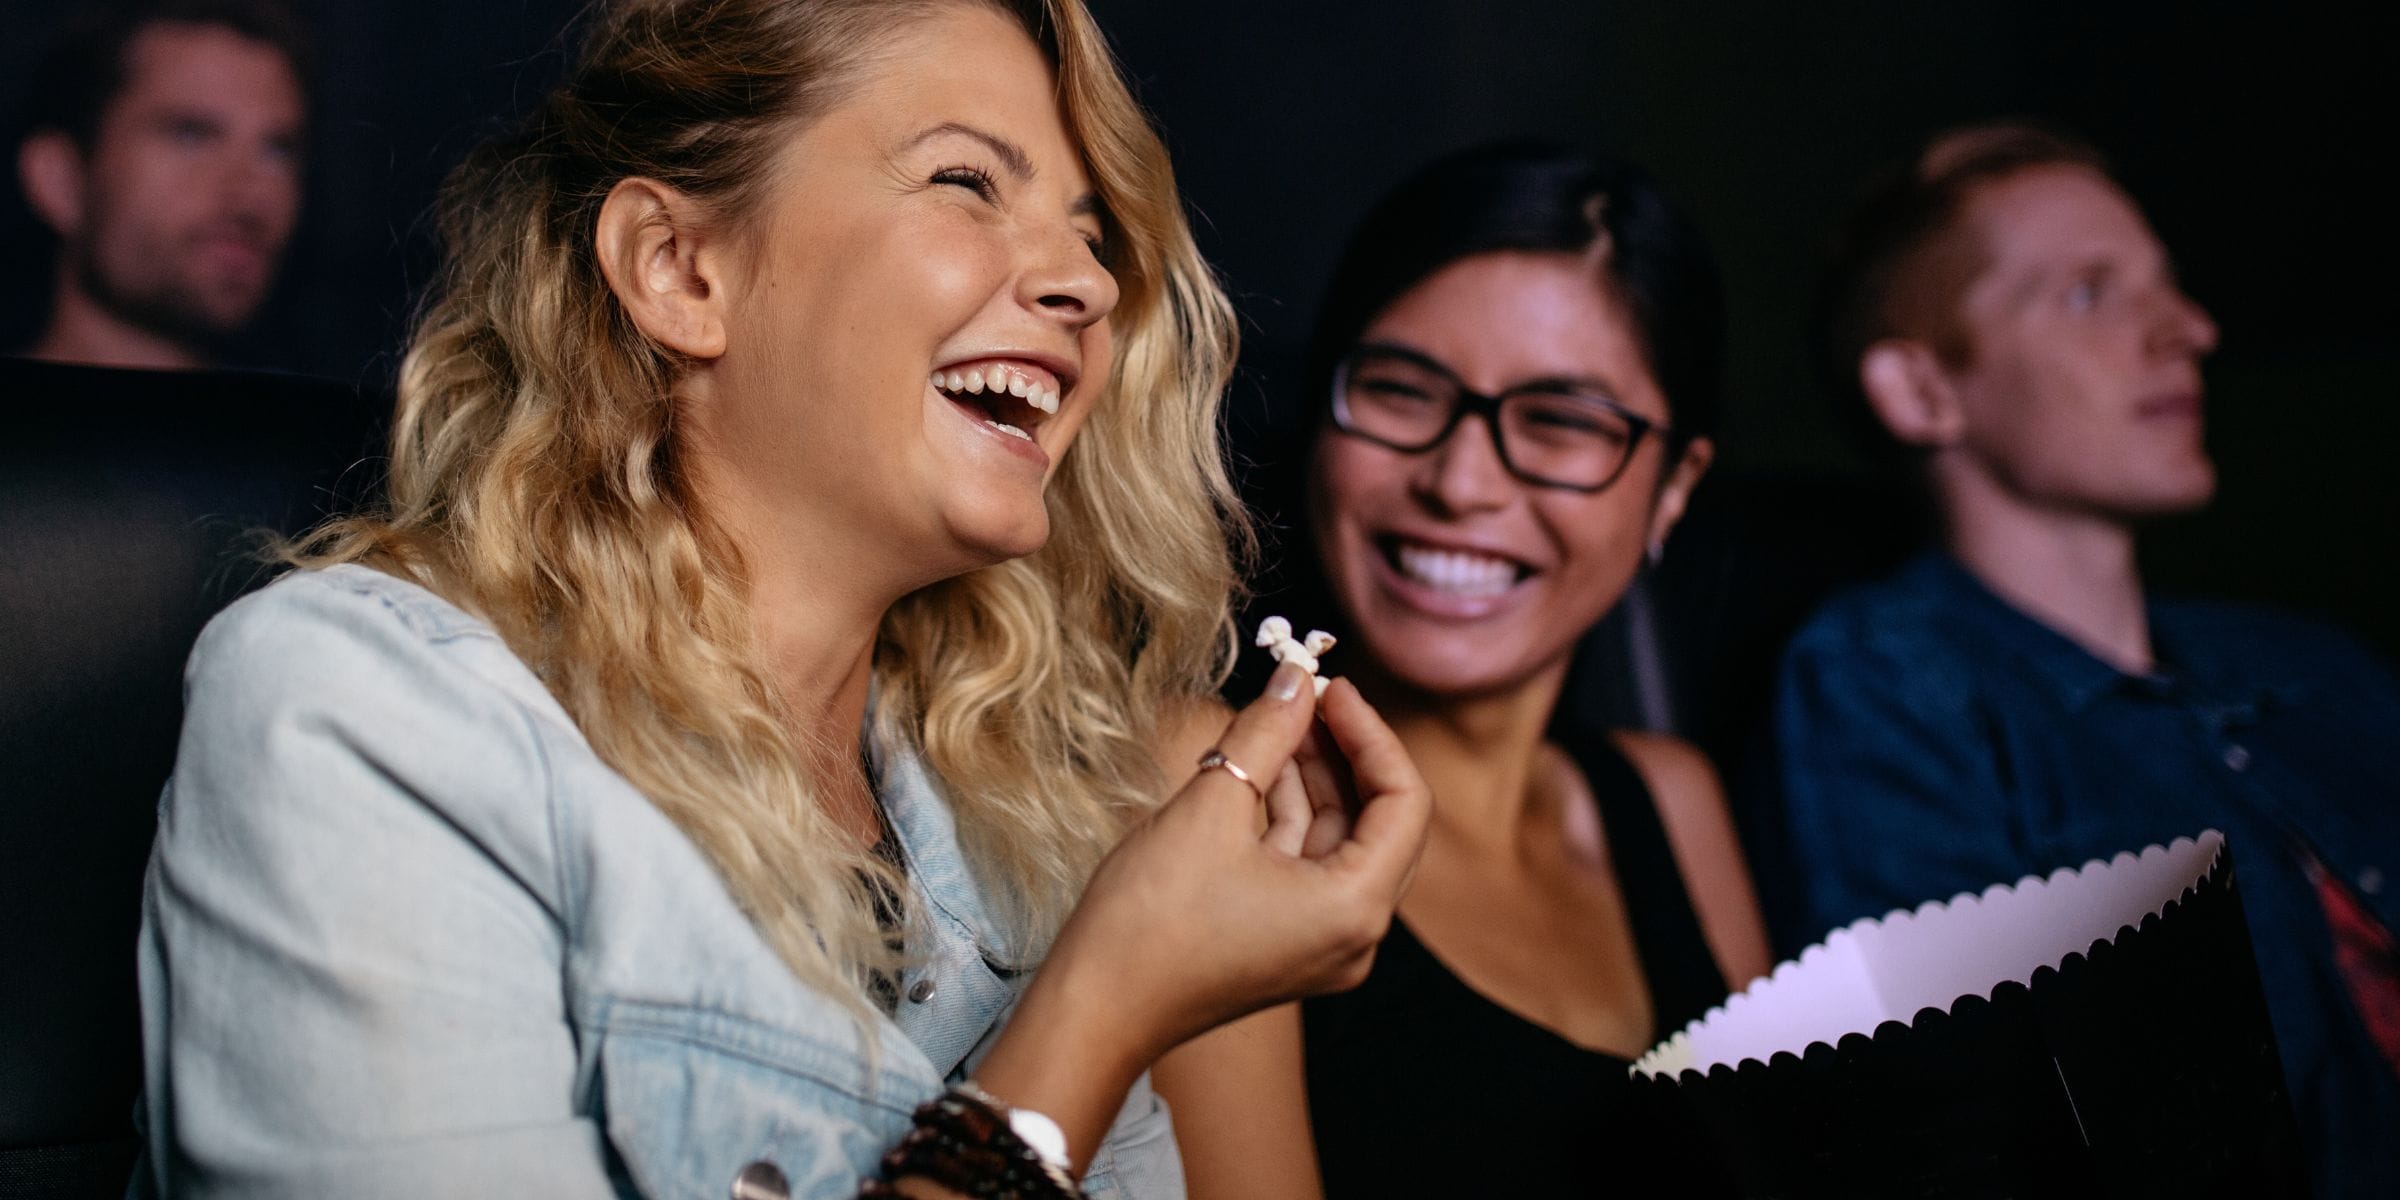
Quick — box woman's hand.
[1071,661,1429,1048]
[972,663,1430,1169]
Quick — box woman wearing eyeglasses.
[1234,142,1773,1194]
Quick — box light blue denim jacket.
[133,564,1184,1199]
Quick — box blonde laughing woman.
[131,1,1428,1196]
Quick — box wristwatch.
[957,1080,1071,1173]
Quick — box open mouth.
[931,359,1066,445]
[1377,536,1533,598]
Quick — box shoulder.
[1785,560,1971,674]
[199,562,503,671]
[174,565,582,865]
[1606,730,1740,882]
[1778,562,1996,724]
[1607,731,1737,880]
[1602,730,1772,987]
[2160,595,2397,678]
[1607,729,1719,800]
[190,563,563,727]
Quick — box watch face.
[1008,1106,1070,1170]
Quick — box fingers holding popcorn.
[1256,615,1339,697]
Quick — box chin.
[1358,626,1538,702]
[2127,460,2218,518]
[946,508,1052,568]
[1388,660,1541,704]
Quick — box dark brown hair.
[19,0,314,149]
[1311,140,1724,446]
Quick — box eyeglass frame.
[1327,343,1674,494]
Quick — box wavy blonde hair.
[297,0,1244,1005]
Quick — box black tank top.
[1302,735,1729,1196]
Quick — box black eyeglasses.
[1329,344,1669,493]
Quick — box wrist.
[975,948,1152,1172]
[951,1080,1070,1172]
[868,1084,1086,1200]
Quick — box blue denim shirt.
[1770,552,2400,1198]
[133,564,1184,1199]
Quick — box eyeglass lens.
[1337,352,1641,491]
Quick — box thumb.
[1313,677,1431,900]
[1184,662,1319,805]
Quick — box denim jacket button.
[906,977,938,1004]
[2222,744,2251,772]
[732,1160,789,1200]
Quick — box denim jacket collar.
[869,721,1038,975]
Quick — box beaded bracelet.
[862,1084,1085,1200]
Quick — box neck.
[1938,467,2152,673]
[31,277,210,371]
[1362,658,1567,856]
[747,553,896,766]
[679,406,939,764]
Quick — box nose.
[1408,413,1517,517]
[217,135,299,234]
[2151,286,2219,360]
[1017,222,1120,333]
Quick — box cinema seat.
[0,359,383,1199]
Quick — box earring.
[1645,539,1665,568]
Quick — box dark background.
[4,0,2392,656]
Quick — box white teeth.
[933,364,1065,416]
[1395,543,1518,596]
[984,418,1032,441]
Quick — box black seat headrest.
[0,358,387,1157]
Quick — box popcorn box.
[1632,831,2306,1197]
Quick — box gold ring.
[1195,748,1264,800]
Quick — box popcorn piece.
[1256,615,1338,696]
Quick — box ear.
[594,177,729,360]
[1858,338,1964,449]
[19,132,87,240]
[1645,434,1715,557]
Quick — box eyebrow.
[1357,341,1625,398]
[2001,249,2142,314]
[905,121,1032,179]
[150,107,227,130]
[902,120,1105,221]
